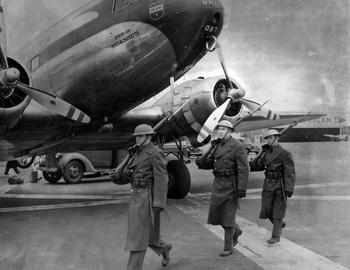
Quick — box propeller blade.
[197,98,231,143]
[16,82,91,123]
[240,98,280,120]
[0,0,8,68]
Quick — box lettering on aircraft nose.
[149,0,164,20]
[111,31,140,48]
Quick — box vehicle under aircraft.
[0,0,322,198]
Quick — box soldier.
[111,124,172,270]
[250,129,295,244]
[196,120,249,256]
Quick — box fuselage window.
[31,55,40,71]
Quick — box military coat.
[251,144,295,219]
[113,143,168,251]
[197,136,249,226]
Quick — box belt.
[132,178,153,188]
[265,178,282,183]
[265,172,283,179]
[213,169,236,177]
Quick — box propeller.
[0,0,8,68]
[197,36,279,143]
[0,0,90,123]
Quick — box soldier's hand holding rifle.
[285,191,293,198]
[236,190,246,198]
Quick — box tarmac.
[0,142,349,270]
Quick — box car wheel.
[63,160,84,184]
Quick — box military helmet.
[263,129,280,139]
[132,124,156,136]
[216,120,234,130]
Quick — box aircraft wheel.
[63,160,84,184]
[16,156,35,169]
[43,171,62,184]
[167,160,191,199]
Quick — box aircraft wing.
[231,113,325,132]
[115,97,324,148]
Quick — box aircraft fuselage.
[15,0,223,121]
[1,0,223,159]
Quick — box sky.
[3,0,349,117]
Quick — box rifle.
[279,111,312,136]
[232,100,269,128]
[111,144,139,184]
[254,111,312,165]
[280,175,287,205]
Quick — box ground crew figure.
[250,129,295,244]
[111,124,172,270]
[4,160,20,175]
[196,120,249,256]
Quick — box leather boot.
[267,237,280,244]
[232,226,243,247]
[161,243,172,266]
[220,226,234,256]
[268,219,282,244]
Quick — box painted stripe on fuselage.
[66,105,75,119]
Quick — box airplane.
[323,134,349,141]
[0,0,322,199]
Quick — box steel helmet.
[216,120,234,130]
[132,124,156,136]
[263,129,280,139]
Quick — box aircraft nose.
[200,0,224,38]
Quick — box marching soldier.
[111,124,172,269]
[250,129,295,244]
[196,120,249,256]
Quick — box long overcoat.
[112,143,168,251]
[197,137,249,226]
[251,144,295,219]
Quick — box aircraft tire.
[16,156,35,169]
[167,159,191,199]
[43,171,62,184]
[62,160,84,184]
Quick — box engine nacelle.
[157,77,243,144]
[0,58,31,133]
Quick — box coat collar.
[214,136,237,159]
[264,144,283,165]
[129,143,156,167]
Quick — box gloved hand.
[128,145,140,155]
[211,139,219,146]
[261,144,271,152]
[285,191,293,198]
[153,207,163,214]
[237,190,246,198]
